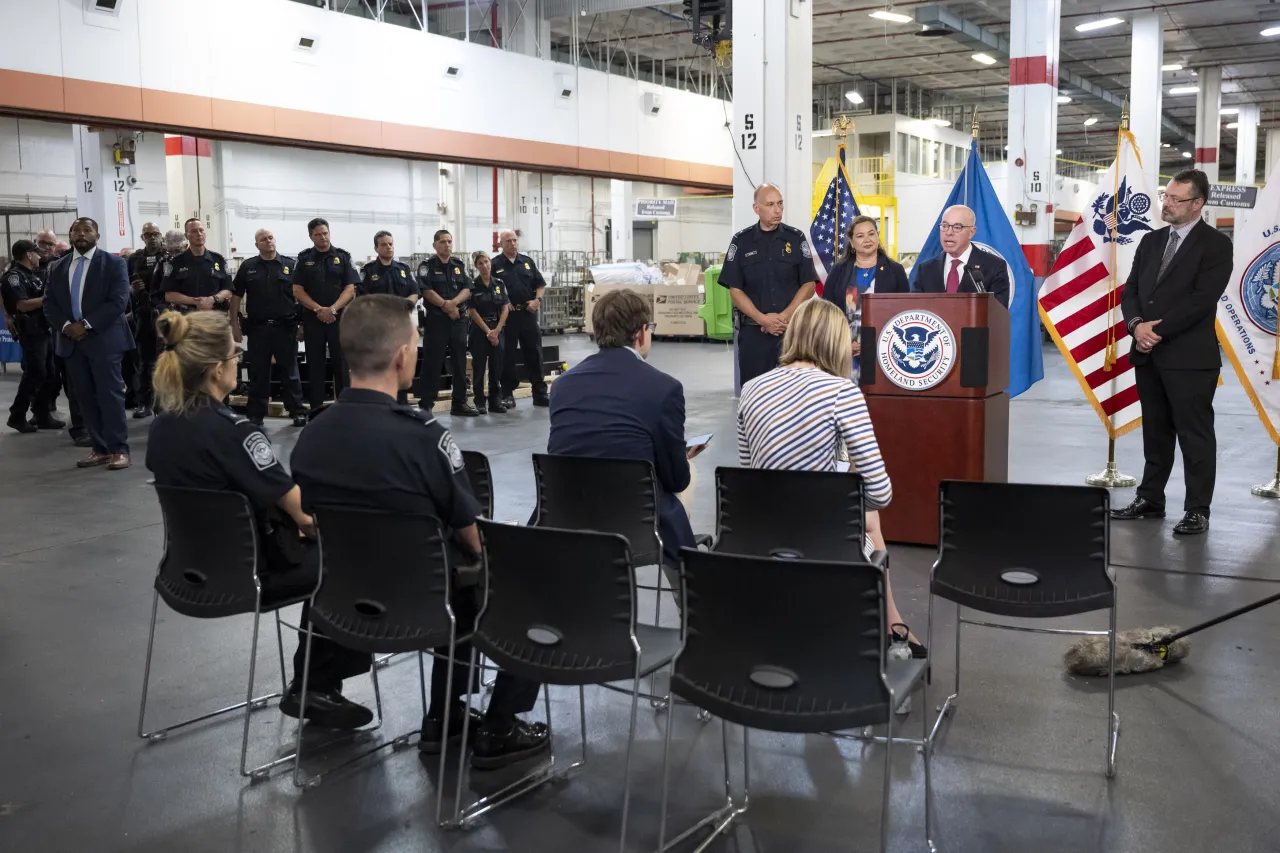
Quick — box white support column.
[1006,0,1061,279]
[1234,105,1260,233]
[163,134,217,245]
[610,179,633,261]
[445,163,468,249]
[73,126,143,254]
[1193,66,1222,224]
[731,0,812,232]
[1266,129,1280,182]
[1129,13,1164,192]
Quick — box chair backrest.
[715,467,868,561]
[531,453,662,565]
[673,548,889,734]
[473,519,640,686]
[933,480,1113,618]
[153,484,261,618]
[311,506,456,654]
[462,449,494,518]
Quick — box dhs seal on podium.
[877,310,957,390]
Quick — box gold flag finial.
[1120,98,1130,131]
[832,114,855,139]
[971,110,980,140]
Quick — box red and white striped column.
[164,134,217,243]
[1193,67,1222,225]
[1006,0,1061,279]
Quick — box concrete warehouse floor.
[1,337,1278,853]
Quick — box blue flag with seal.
[908,139,1044,397]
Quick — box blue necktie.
[71,256,86,321]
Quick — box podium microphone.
[967,267,988,294]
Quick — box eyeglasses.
[939,223,974,234]
[36,240,56,248]
[645,323,657,333]
[1157,190,1200,205]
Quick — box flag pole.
[1251,447,1280,499]
[1085,103,1138,490]
[967,111,979,208]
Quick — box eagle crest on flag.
[1091,177,1154,245]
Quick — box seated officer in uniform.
[466,250,509,415]
[145,310,374,730]
[230,228,308,428]
[358,230,420,406]
[417,230,478,417]
[160,219,233,314]
[291,218,361,413]
[717,183,819,388]
[290,295,549,768]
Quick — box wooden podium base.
[864,392,1009,546]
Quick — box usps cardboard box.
[584,283,654,335]
[653,284,705,336]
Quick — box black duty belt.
[247,316,299,327]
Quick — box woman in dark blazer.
[822,215,909,371]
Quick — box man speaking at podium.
[912,204,1010,309]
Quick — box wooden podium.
[858,293,1010,546]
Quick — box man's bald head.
[35,229,58,260]
[499,229,518,257]
[752,183,784,230]
[939,205,976,256]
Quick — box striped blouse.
[736,366,892,511]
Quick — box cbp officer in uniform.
[492,230,549,408]
[717,183,819,387]
[37,228,87,445]
[291,218,360,412]
[161,219,233,314]
[3,240,63,433]
[467,250,509,414]
[290,295,550,766]
[359,231,420,405]
[417,229,478,417]
[125,222,165,418]
[231,228,308,428]
[146,309,374,729]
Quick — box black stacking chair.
[928,481,1118,777]
[298,506,466,814]
[659,549,934,853]
[138,485,325,780]
[461,450,494,519]
[713,466,882,565]
[444,520,681,851]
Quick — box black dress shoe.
[279,683,374,730]
[1110,497,1165,520]
[471,719,551,770]
[475,402,488,415]
[7,416,36,434]
[34,415,67,430]
[1173,512,1209,535]
[132,405,153,419]
[72,434,94,448]
[291,414,308,427]
[488,398,507,414]
[451,403,480,417]
[418,707,484,754]
[531,395,550,408]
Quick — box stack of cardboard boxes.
[584,262,708,338]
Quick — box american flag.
[809,147,860,291]
[1038,129,1154,438]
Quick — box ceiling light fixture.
[1220,107,1239,115]
[1057,95,1071,104]
[1182,151,1193,158]
[1161,63,1183,72]
[869,7,913,24]
[1262,25,1280,37]
[1083,117,1098,126]
[844,90,864,105]
[1226,121,1239,129]
[1169,86,1198,95]
[1075,17,1124,32]
[972,53,997,65]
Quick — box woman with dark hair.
[822,215,909,373]
[146,310,373,730]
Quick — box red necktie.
[945,258,962,293]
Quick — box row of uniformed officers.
[129,217,551,426]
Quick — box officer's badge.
[524,263,531,270]
[495,286,501,294]
[214,262,221,271]
[400,270,406,278]
[454,267,461,275]
[371,274,379,281]
[242,432,278,471]
[333,257,341,265]
[437,431,465,474]
[283,266,290,275]
[785,242,792,254]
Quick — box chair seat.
[635,623,682,678]
[932,573,1115,619]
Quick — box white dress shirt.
[64,245,97,332]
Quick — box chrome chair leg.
[137,590,161,740]
[291,622,317,789]
[881,701,893,853]
[618,664,643,853]
[239,608,264,777]
[274,610,288,691]
[923,677,936,853]
[1106,599,1119,779]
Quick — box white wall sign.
[635,198,677,218]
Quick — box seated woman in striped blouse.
[736,298,924,657]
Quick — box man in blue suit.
[44,217,135,469]
[547,288,704,571]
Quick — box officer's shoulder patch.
[726,243,738,262]
[162,260,173,277]
[242,431,278,472]
[436,430,465,474]
[800,239,812,259]
[3,271,19,287]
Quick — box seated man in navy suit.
[912,204,1010,308]
[548,288,704,575]
[43,217,135,469]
